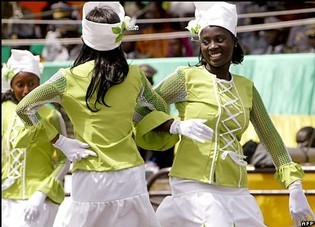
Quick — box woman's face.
[199,26,235,68]
[11,72,40,101]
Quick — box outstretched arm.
[250,85,314,224]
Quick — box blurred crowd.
[1,1,315,62]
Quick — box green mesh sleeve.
[16,70,67,126]
[250,86,305,187]
[154,68,187,104]
[133,74,170,123]
[250,86,292,168]
[133,72,180,150]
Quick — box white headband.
[186,2,237,37]
[2,49,41,90]
[82,2,138,51]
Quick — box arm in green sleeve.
[154,68,187,105]
[134,73,170,123]
[37,152,71,204]
[250,85,304,188]
[13,70,67,147]
[134,71,180,151]
[36,108,71,204]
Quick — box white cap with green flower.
[82,2,138,51]
[2,49,41,91]
[186,2,238,38]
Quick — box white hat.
[82,2,138,51]
[186,2,238,37]
[2,49,41,90]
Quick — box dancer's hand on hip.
[53,135,97,162]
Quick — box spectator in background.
[122,1,146,18]
[280,0,315,53]
[167,38,194,57]
[167,2,195,19]
[6,2,38,50]
[243,126,315,167]
[287,24,310,53]
[121,31,143,59]
[41,1,82,61]
[303,24,315,53]
[134,2,181,58]
[296,126,315,163]
[38,1,63,39]
[1,2,15,39]
[234,2,269,55]
[167,2,198,56]
[259,16,292,54]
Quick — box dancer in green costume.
[13,2,213,227]
[137,2,315,227]
[2,49,70,227]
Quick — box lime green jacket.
[14,61,170,173]
[137,66,304,188]
[2,101,67,204]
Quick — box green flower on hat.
[112,16,139,43]
[186,20,201,35]
[112,23,125,43]
[2,63,15,82]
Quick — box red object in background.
[19,2,48,15]
[18,1,85,18]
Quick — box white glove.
[53,135,97,162]
[170,119,213,143]
[24,191,46,223]
[289,180,315,226]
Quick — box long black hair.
[71,6,129,112]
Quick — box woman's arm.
[13,70,67,147]
[16,70,66,126]
[250,85,292,167]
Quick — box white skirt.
[2,198,59,227]
[156,177,266,227]
[53,165,160,227]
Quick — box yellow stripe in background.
[241,115,315,148]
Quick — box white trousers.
[156,177,266,227]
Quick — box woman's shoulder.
[175,65,206,79]
[233,74,253,84]
[232,74,254,91]
[63,60,94,77]
[2,99,16,107]
[2,100,16,112]
[128,64,141,74]
[177,65,204,74]
[127,64,144,81]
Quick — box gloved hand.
[53,135,97,162]
[24,191,46,223]
[170,119,213,143]
[289,180,315,226]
